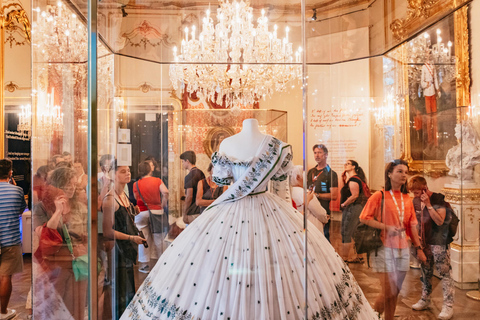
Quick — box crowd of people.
[303,145,455,320]
[0,142,457,320]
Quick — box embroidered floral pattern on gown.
[122,136,376,320]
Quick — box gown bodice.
[210,135,293,203]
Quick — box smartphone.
[138,230,148,248]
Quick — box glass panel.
[305,3,479,319]
[94,1,309,319]
[31,1,89,319]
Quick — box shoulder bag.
[353,191,384,266]
[63,224,101,281]
[136,180,169,234]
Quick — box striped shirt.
[0,182,27,247]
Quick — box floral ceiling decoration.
[120,20,175,50]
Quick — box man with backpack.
[407,175,456,320]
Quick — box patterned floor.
[8,221,480,319]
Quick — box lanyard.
[311,168,324,183]
[389,190,405,226]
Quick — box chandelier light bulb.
[424,33,429,38]
[436,29,441,35]
[448,41,452,47]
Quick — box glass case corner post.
[87,0,99,318]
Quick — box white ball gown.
[121,136,376,320]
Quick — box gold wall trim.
[443,187,480,202]
[1,2,31,157]
[115,82,167,95]
[4,80,30,92]
[455,5,471,109]
[451,243,479,250]
[390,0,469,42]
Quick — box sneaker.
[139,265,150,274]
[0,309,16,320]
[412,299,430,311]
[438,306,454,320]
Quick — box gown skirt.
[121,192,376,320]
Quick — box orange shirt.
[133,177,163,211]
[359,189,418,249]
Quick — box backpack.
[445,202,459,244]
[351,175,371,200]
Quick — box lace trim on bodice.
[211,152,253,167]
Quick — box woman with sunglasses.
[359,159,426,320]
[340,160,368,263]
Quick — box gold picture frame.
[203,126,236,158]
[398,6,470,177]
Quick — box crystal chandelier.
[373,94,397,129]
[38,88,64,135]
[406,29,456,88]
[32,2,87,63]
[17,104,32,139]
[170,0,302,108]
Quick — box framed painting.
[203,126,236,158]
[396,8,470,177]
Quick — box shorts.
[0,245,24,276]
[341,203,363,243]
[370,246,410,273]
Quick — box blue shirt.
[0,182,27,247]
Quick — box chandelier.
[406,28,456,90]
[38,88,64,135]
[170,0,302,108]
[17,104,32,139]
[373,94,397,129]
[33,2,87,63]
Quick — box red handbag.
[33,224,67,269]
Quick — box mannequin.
[218,118,266,161]
[121,118,377,320]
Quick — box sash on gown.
[208,135,293,210]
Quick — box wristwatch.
[414,245,423,250]
[427,206,434,210]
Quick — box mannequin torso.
[218,119,266,161]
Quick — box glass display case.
[11,0,480,318]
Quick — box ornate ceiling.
[66,0,372,17]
